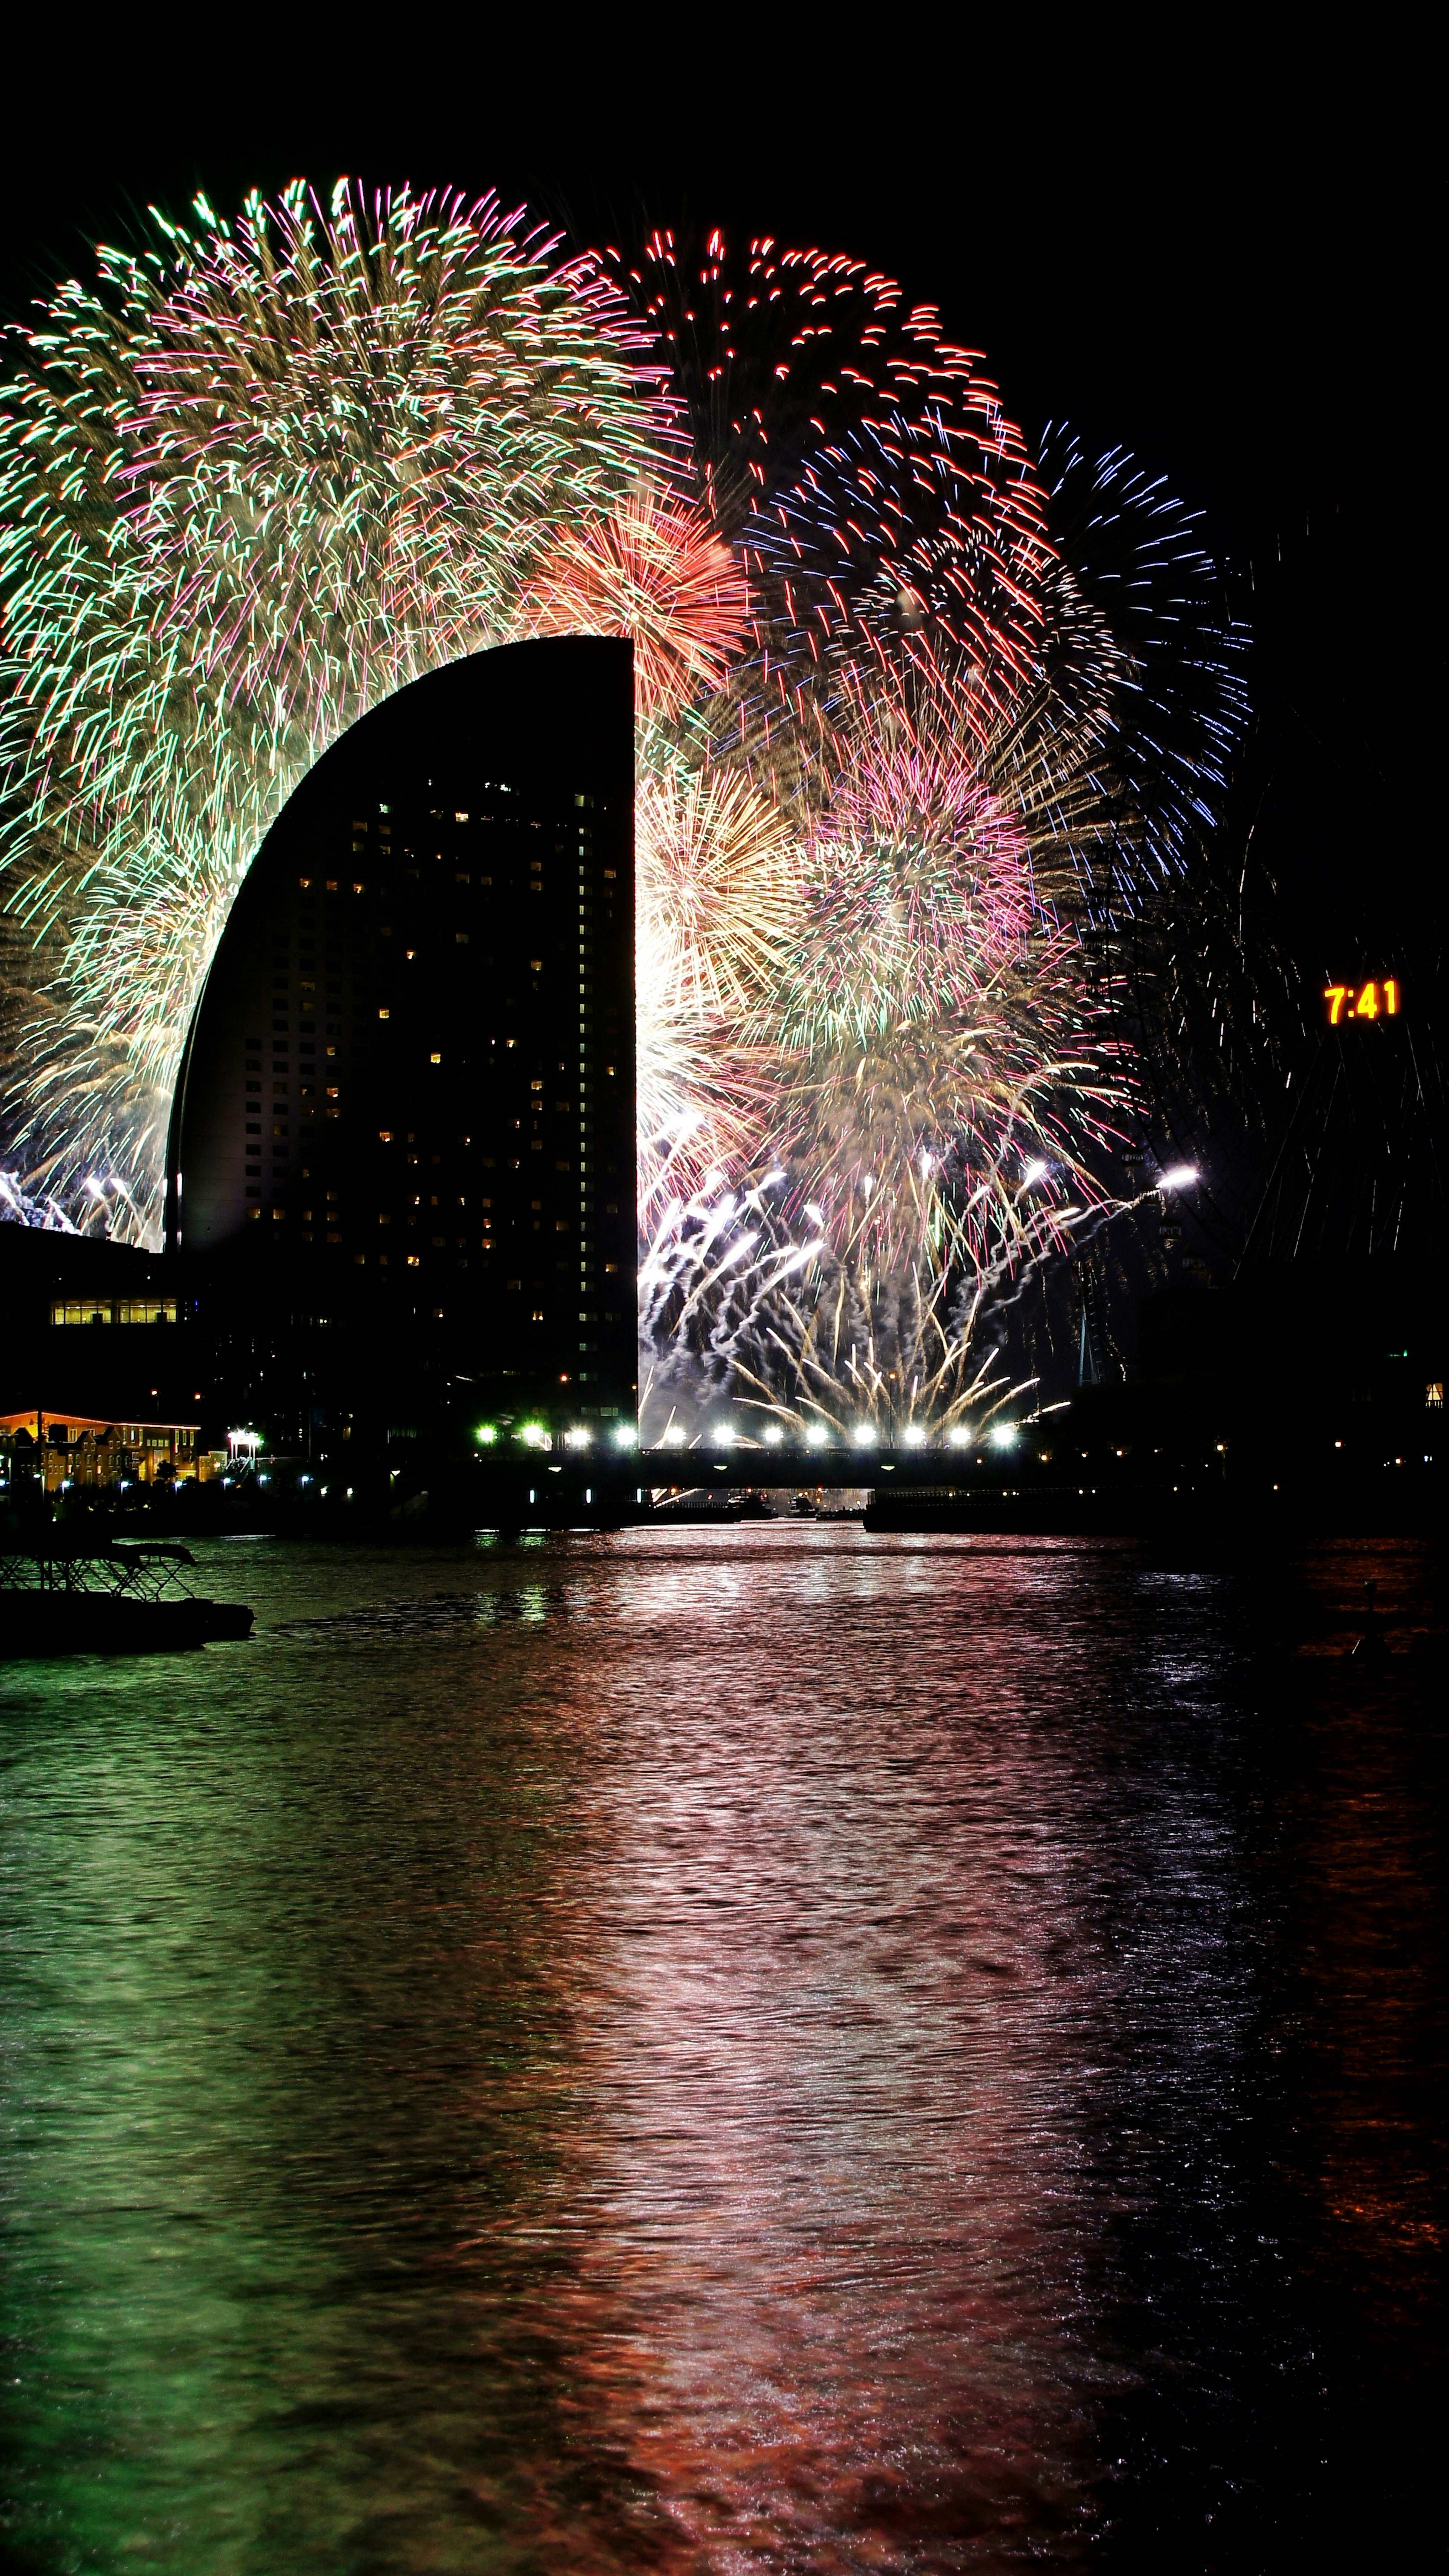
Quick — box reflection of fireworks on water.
[2,200,1246,1430]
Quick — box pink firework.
[527,483,750,718]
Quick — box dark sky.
[1,35,1436,980]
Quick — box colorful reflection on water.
[1,1530,1442,2570]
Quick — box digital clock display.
[1324,979,1400,1025]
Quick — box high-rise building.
[167,638,637,1430]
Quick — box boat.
[0,1532,254,1659]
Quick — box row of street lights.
[474,1421,1021,1456]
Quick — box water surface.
[2,1529,1443,2571]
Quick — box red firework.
[526,483,750,717]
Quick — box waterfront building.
[166,638,637,1436]
[0,1409,208,1493]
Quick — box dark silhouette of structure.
[165,638,637,1443]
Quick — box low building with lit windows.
[0,1409,208,1493]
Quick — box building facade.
[167,639,637,1430]
[0,1410,206,1493]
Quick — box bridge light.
[805,1423,829,1448]
[852,1423,876,1448]
[763,1425,785,1446]
[475,1423,498,1445]
[611,1423,637,1448]
[948,1425,972,1448]
[989,1423,1017,1448]
[901,1424,926,1446]
[660,1424,687,1447]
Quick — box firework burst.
[525,481,749,717]
[0,179,668,1232]
[2,195,1249,1440]
[603,228,1053,745]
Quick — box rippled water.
[1,1529,1443,2572]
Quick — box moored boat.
[0,1534,253,1659]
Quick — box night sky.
[2,41,1437,1243]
